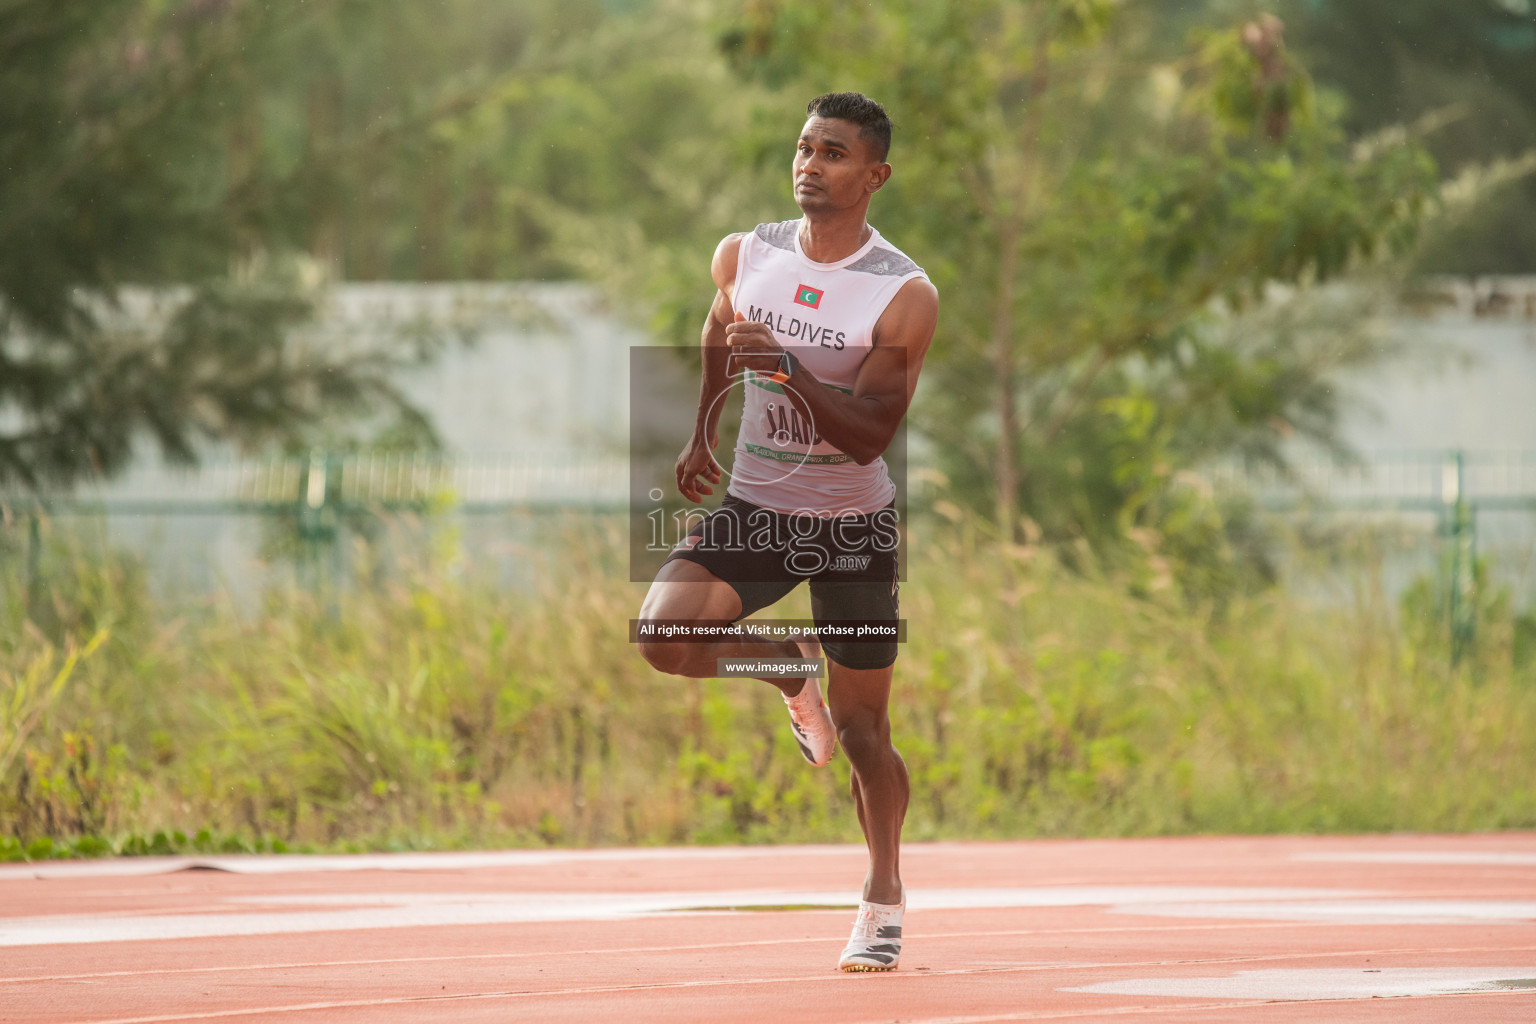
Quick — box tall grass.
[2,513,1534,859]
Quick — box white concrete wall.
[318,283,638,456]
[1337,304,1536,452]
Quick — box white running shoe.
[839,892,904,972]
[783,675,835,767]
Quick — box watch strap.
[768,350,798,384]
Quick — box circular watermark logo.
[703,369,822,488]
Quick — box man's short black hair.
[805,92,892,163]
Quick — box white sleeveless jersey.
[727,219,928,516]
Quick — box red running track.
[1,833,1534,1023]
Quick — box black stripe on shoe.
[876,925,902,938]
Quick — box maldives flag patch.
[793,284,824,309]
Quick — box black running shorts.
[663,493,900,670]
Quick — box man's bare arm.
[676,234,744,503]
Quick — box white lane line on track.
[51,966,1061,1024]
[1294,851,1536,867]
[846,989,1536,1023]
[1065,965,1536,1001]
[5,840,1530,881]
[0,843,937,881]
[43,946,1536,1024]
[0,903,240,922]
[0,886,1371,947]
[1114,898,1536,925]
[218,886,1355,908]
[0,921,1332,985]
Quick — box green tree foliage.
[3,0,772,490]
[222,0,612,281]
[718,1,1436,590]
[0,0,450,490]
[409,4,791,336]
[0,0,1460,588]
[1278,0,1536,271]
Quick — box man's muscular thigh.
[637,559,743,675]
[639,557,744,622]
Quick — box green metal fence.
[1210,449,1536,661]
[4,449,1534,659]
[2,451,628,516]
[2,451,628,605]
[1208,449,1536,512]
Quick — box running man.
[638,92,938,972]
